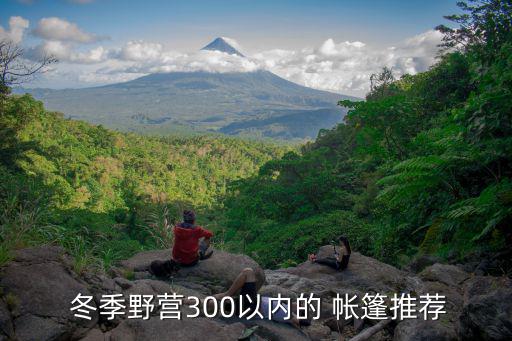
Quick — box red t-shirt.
[172,224,213,265]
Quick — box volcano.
[18,38,358,140]
[201,37,245,57]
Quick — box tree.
[0,40,57,94]
[436,0,512,62]
[366,67,397,101]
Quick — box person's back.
[172,210,213,265]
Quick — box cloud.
[108,40,259,74]
[27,41,108,64]
[32,17,105,43]
[252,30,443,95]
[112,41,164,62]
[100,31,442,96]
[0,16,30,43]
[29,30,443,96]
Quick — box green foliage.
[0,94,285,269]
[223,1,512,267]
[1,1,511,273]
[224,211,372,268]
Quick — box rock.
[83,272,122,299]
[404,254,442,273]
[14,314,69,341]
[0,301,14,339]
[306,321,332,340]
[284,249,408,294]
[0,246,98,341]
[120,248,266,293]
[79,328,108,341]
[259,284,298,299]
[123,279,172,297]
[114,277,133,290]
[110,316,246,341]
[227,318,310,341]
[119,249,169,271]
[458,276,512,340]
[11,245,68,265]
[393,320,457,341]
[419,281,463,324]
[419,264,470,287]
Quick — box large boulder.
[419,264,470,287]
[281,247,408,294]
[222,317,310,341]
[458,276,512,340]
[404,254,442,273]
[110,316,246,341]
[393,320,457,341]
[119,248,266,294]
[0,245,98,341]
[0,300,14,340]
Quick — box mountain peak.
[201,37,244,57]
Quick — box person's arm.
[198,226,213,245]
[198,226,213,239]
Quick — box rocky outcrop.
[458,276,512,340]
[110,317,247,341]
[393,320,457,341]
[0,244,510,341]
[119,249,266,294]
[0,246,98,341]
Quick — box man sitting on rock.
[172,209,214,266]
[150,210,213,278]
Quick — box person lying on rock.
[308,235,351,271]
[184,268,308,329]
[150,210,214,277]
[172,209,214,266]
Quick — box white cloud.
[113,41,164,62]
[108,40,259,74]
[0,16,30,43]
[28,30,443,96]
[252,30,443,96]
[33,17,104,43]
[28,41,108,64]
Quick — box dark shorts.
[238,282,258,316]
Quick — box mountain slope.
[18,38,357,140]
[21,70,355,139]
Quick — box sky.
[1,0,461,97]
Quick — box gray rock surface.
[1,244,511,341]
[393,320,457,341]
[110,317,246,341]
[120,248,266,294]
[458,276,512,340]
[0,245,98,341]
[420,264,470,287]
[0,300,13,339]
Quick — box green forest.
[1,1,511,273]
[221,1,512,268]
[0,95,287,271]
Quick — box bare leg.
[184,268,256,312]
[215,267,256,299]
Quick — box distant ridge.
[17,38,359,140]
[201,37,244,57]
